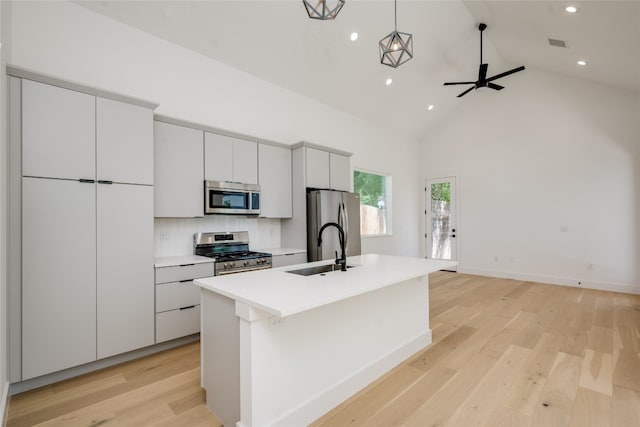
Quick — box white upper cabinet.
[329,153,351,191]
[305,147,350,191]
[233,138,259,184]
[204,132,233,182]
[259,143,292,218]
[305,147,330,189]
[97,184,154,359]
[154,121,204,218]
[205,132,258,184]
[22,80,95,180]
[97,98,153,185]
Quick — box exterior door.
[426,177,457,270]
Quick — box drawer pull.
[179,305,196,311]
[179,279,192,283]
[179,263,195,267]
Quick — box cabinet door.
[97,98,153,185]
[271,252,307,268]
[154,121,204,217]
[22,177,97,379]
[97,183,154,359]
[259,144,292,218]
[305,147,330,189]
[22,80,95,180]
[330,153,351,191]
[204,132,233,182]
[233,138,258,184]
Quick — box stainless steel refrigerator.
[307,189,362,262]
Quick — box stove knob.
[230,262,235,268]
[244,261,249,266]
[224,263,229,268]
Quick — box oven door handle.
[216,265,272,276]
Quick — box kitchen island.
[194,254,457,427]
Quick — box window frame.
[353,168,392,237]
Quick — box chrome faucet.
[318,222,347,271]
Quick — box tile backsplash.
[154,216,282,258]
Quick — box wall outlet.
[160,232,170,241]
[587,263,594,270]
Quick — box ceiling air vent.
[548,38,568,48]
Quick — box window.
[353,169,391,236]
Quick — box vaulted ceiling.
[78,1,640,141]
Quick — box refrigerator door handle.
[342,202,349,250]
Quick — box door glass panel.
[430,182,452,260]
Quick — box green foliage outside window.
[354,170,386,208]
[431,182,451,202]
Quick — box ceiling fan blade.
[486,65,525,82]
[487,82,504,91]
[479,63,488,82]
[444,81,476,86]
[457,86,475,98]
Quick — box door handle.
[342,202,349,249]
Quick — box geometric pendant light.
[379,0,413,68]
[302,0,346,20]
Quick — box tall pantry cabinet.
[13,71,157,380]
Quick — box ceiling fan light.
[302,0,345,20]
[379,30,413,68]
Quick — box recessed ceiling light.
[428,105,434,111]
[385,78,393,85]
[565,6,578,13]
[577,60,587,66]
[350,32,358,42]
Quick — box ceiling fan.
[444,23,525,98]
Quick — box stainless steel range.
[194,231,272,276]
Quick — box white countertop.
[194,254,457,318]
[154,255,214,268]
[256,247,306,256]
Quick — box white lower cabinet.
[97,184,154,359]
[155,262,214,343]
[22,177,97,380]
[272,252,307,268]
[22,178,155,379]
[156,306,201,344]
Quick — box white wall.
[421,67,640,293]
[8,1,422,258]
[0,0,10,416]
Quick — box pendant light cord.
[394,0,398,30]
[480,27,483,64]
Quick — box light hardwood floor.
[7,272,640,426]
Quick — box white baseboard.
[458,267,640,295]
[1,381,9,427]
[9,334,200,395]
[265,329,432,427]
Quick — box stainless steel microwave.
[204,181,260,215]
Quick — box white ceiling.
[77,1,640,141]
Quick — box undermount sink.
[287,264,357,276]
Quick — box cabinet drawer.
[156,305,200,343]
[272,252,307,268]
[155,262,214,284]
[156,281,201,313]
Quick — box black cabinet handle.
[179,264,195,267]
[179,305,196,311]
[98,180,113,185]
[78,179,95,183]
[179,279,192,283]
